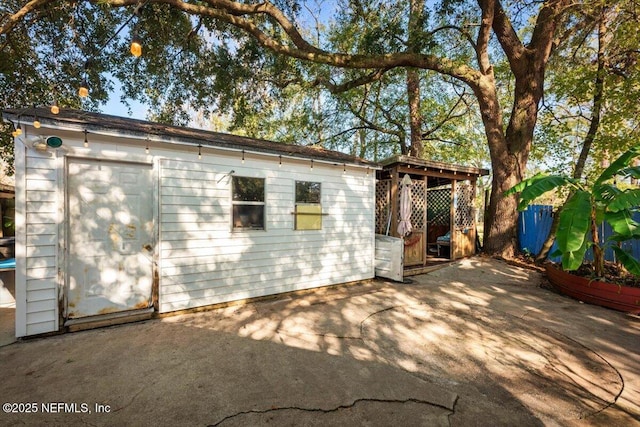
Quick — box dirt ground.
[0,257,638,426]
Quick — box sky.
[102,82,148,121]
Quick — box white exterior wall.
[158,155,375,312]
[15,140,60,337]
[14,125,375,335]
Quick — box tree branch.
[476,0,495,74]
[1,0,484,89]
[0,0,55,35]
[422,90,470,138]
[486,0,525,69]
[314,68,390,94]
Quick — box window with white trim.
[295,181,322,230]
[232,176,265,230]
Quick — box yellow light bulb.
[130,40,142,57]
[34,119,41,129]
[15,125,22,136]
[51,102,59,115]
[79,79,89,98]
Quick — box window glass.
[295,181,321,204]
[232,205,265,229]
[233,177,264,202]
[232,176,265,230]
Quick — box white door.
[374,234,404,282]
[67,159,154,319]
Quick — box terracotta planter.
[545,264,640,315]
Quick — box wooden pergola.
[376,155,489,269]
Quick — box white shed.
[3,108,377,337]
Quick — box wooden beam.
[396,165,470,182]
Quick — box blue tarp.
[517,205,640,262]
[0,258,15,269]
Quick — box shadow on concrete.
[0,258,638,426]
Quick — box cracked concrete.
[0,257,638,426]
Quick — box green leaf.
[505,174,576,211]
[556,190,592,253]
[612,246,640,277]
[617,166,640,180]
[608,231,640,242]
[607,188,640,213]
[605,210,639,237]
[595,184,622,203]
[561,238,590,271]
[504,173,547,196]
[596,145,640,186]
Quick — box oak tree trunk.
[407,68,423,157]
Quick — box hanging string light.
[77,2,147,99]
[310,159,314,170]
[241,150,245,164]
[278,155,282,168]
[84,130,89,148]
[198,144,202,160]
[145,136,150,154]
[130,29,142,57]
[33,106,41,129]
[130,2,144,57]
[50,99,59,115]
[78,80,89,97]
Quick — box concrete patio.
[0,257,638,426]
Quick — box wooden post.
[423,175,428,265]
[451,179,457,260]
[472,179,478,253]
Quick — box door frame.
[61,155,159,324]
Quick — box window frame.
[294,180,322,231]
[231,176,266,231]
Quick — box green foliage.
[508,145,640,276]
[612,247,640,276]
[534,0,640,179]
[505,174,580,210]
[556,191,591,270]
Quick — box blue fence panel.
[517,205,554,256]
[517,206,640,262]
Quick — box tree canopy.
[1,0,638,258]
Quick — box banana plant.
[506,145,640,277]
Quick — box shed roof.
[3,108,377,168]
[380,155,489,177]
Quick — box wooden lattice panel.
[410,181,426,230]
[427,188,451,226]
[455,184,475,229]
[376,180,391,234]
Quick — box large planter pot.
[545,264,640,315]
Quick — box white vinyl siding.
[158,158,374,312]
[14,124,375,336]
[17,150,59,336]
